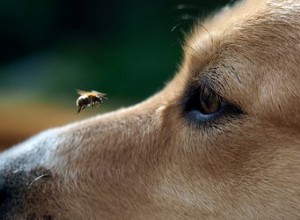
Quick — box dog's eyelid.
[198,75,244,113]
[200,64,242,89]
[199,75,224,100]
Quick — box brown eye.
[199,86,223,115]
[183,82,242,124]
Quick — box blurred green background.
[0,0,231,149]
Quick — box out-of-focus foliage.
[0,0,230,104]
[0,0,231,148]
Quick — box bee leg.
[77,105,85,113]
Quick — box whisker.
[197,22,214,45]
[183,43,203,59]
[28,173,51,188]
[171,20,191,32]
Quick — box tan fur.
[0,0,300,219]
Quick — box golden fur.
[0,0,300,219]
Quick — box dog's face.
[1,0,300,219]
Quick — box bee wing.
[77,89,90,95]
[77,89,107,98]
[91,90,107,98]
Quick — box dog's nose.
[0,178,8,206]
[0,177,12,218]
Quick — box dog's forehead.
[166,0,300,98]
[181,0,300,84]
[172,0,300,123]
[188,0,300,52]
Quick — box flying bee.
[76,90,107,113]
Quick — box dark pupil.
[199,86,221,115]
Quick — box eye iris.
[199,86,222,115]
[183,82,243,124]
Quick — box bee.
[76,90,107,113]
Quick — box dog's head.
[1,0,300,219]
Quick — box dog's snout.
[0,170,26,216]
[0,173,16,217]
[0,166,54,218]
[0,178,8,206]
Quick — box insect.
[76,90,107,113]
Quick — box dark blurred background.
[0,0,231,149]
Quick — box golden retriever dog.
[1,0,300,219]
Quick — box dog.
[1,0,300,219]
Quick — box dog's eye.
[198,86,225,115]
[184,84,242,124]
